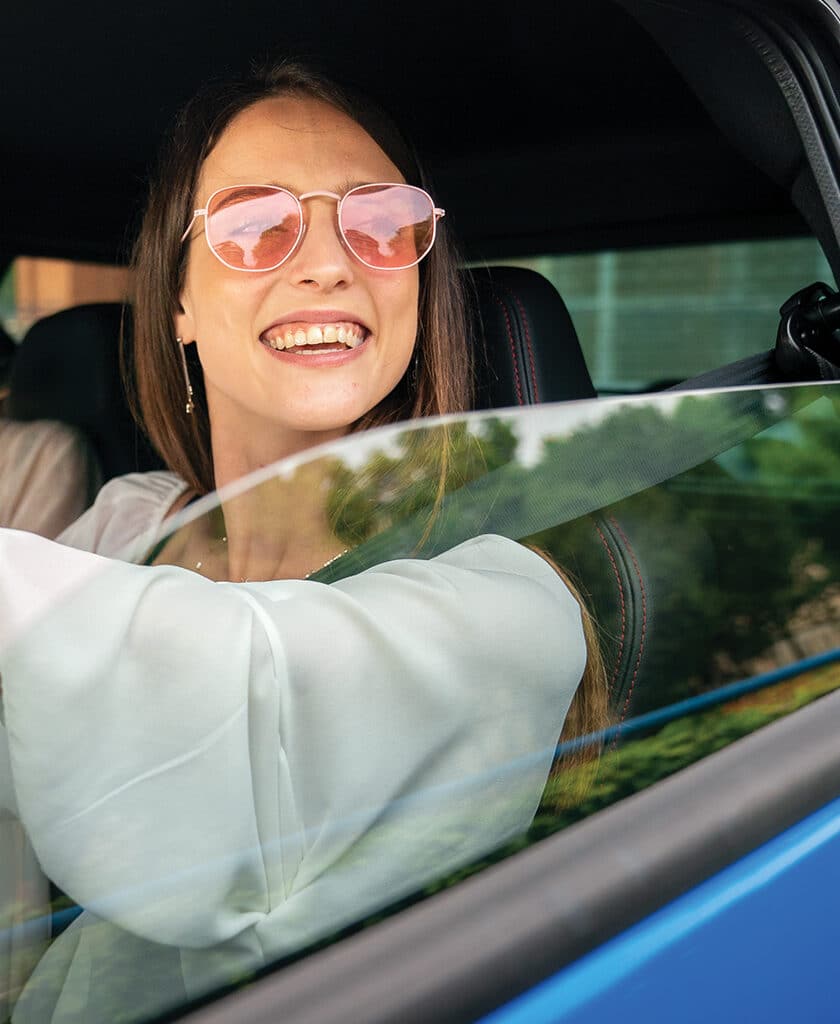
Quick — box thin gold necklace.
[194,539,349,582]
[304,548,349,580]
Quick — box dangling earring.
[177,337,195,415]
[409,347,421,391]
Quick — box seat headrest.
[0,323,15,381]
[9,302,158,480]
[468,266,596,408]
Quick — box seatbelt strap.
[670,281,840,392]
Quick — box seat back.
[8,303,160,481]
[7,269,596,482]
[468,266,655,726]
[468,265,597,408]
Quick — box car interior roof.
[1,0,806,265]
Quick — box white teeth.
[263,320,367,350]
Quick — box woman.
[0,60,605,1015]
[59,60,474,574]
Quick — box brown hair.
[127,59,472,495]
[523,550,610,809]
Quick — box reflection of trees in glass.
[327,418,518,546]
[326,393,795,561]
[323,391,840,716]
[535,660,840,832]
[424,662,840,899]
[532,397,840,714]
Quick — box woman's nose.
[287,196,354,290]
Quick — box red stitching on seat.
[594,520,626,699]
[510,291,539,403]
[609,516,647,729]
[491,293,524,405]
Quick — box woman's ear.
[175,298,196,346]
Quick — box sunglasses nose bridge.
[296,190,344,236]
[291,191,355,271]
[297,190,342,205]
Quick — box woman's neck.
[217,460,346,581]
[154,392,355,581]
[206,410,348,581]
[211,423,349,491]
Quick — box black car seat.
[8,269,598,478]
[469,265,597,407]
[466,265,659,730]
[8,303,160,481]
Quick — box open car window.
[507,236,833,391]
[2,381,840,1022]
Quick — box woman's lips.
[259,321,370,366]
[260,320,368,351]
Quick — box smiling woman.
[129,61,472,504]
[0,58,606,1021]
[174,98,424,492]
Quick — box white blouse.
[56,469,188,559]
[0,473,586,1018]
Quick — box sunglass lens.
[341,185,435,269]
[206,187,301,270]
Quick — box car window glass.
[504,238,833,391]
[1,383,839,1021]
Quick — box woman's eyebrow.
[211,186,276,211]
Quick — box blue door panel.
[481,795,840,1024]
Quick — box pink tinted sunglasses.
[180,181,445,272]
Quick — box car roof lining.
[619,0,840,276]
[0,0,814,263]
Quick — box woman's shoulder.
[372,534,576,604]
[333,534,585,659]
[57,470,190,559]
[432,534,563,581]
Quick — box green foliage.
[536,664,840,833]
[321,388,840,717]
[326,419,519,546]
[422,665,840,897]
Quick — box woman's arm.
[0,530,584,952]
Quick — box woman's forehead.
[198,95,404,195]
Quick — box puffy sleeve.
[0,530,585,956]
[56,470,188,559]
